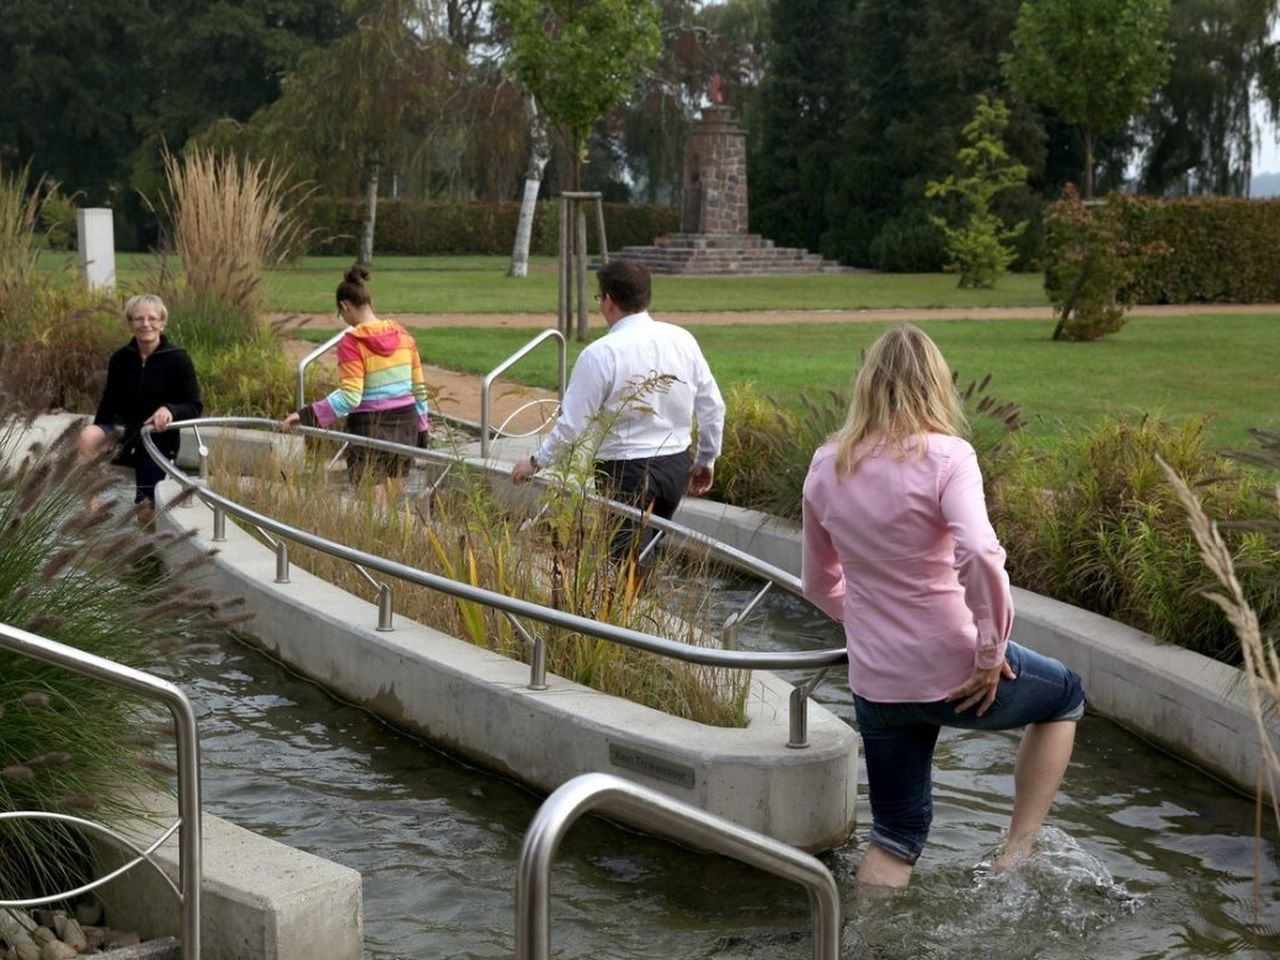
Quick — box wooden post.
[594,195,609,265]
[575,203,589,342]
[557,197,570,337]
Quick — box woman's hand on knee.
[946,659,1016,716]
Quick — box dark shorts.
[344,406,419,483]
[853,641,1085,865]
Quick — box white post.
[76,208,116,291]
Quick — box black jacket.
[93,335,202,464]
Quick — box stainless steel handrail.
[0,622,201,960]
[480,329,567,459]
[142,419,848,746]
[514,773,840,960]
[296,329,346,410]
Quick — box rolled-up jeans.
[852,641,1085,865]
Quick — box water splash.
[843,828,1142,960]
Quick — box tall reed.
[0,163,47,312]
[157,149,310,322]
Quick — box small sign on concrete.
[77,208,116,291]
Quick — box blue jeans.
[852,642,1085,865]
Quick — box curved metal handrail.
[0,622,201,960]
[480,329,567,458]
[515,773,841,960]
[295,329,346,410]
[494,397,562,440]
[143,418,847,746]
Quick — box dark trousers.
[594,449,691,563]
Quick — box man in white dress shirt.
[510,258,725,559]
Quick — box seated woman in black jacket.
[77,294,202,519]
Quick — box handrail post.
[296,330,347,410]
[480,329,567,459]
[274,540,290,584]
[377,583,394,632]
[211,504,226,542]
[788,669,829,750]
[505,614,548,690]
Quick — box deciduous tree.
[1004,0,1173,198]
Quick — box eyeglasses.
[593,293,607,305]
[129,315,164,326]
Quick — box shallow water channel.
[178,589,1280,959]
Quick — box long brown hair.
[830,324,966,476]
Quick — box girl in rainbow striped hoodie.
[282,266,430,501]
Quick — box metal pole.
[505,614,548,690]
[211,505,226,542]
[377,583,394,632]
[788,669,829,750]
[274,541,290,584]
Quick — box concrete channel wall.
[155,477,859,853]
[674,498,1274,796]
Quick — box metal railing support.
[211,504,226,542]
[0,623,202,960]
[788,669,830,750]
[353,564,395,631]
[515,773,840,960]
[505,614,548,690]
[274,540,290,584]
[480,329,567,460]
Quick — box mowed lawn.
[42,253,1052,313]
[298,313,1278,451]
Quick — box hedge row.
[1083,194,1280,304]
[304,198,679,257]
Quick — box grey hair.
[123,293,168,324]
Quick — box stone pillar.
[681,106,748,235]
[76,208,116,290]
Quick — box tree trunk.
[508,95,551,279]
[359,153,380,265]
[1083,128,1094,200]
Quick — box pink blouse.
[801,433,1013,703]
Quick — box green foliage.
[1102,193,1280,304]
[0,412,239,898]
[926,96,1029,288]
[1004,0,1173,197]
[991,416,1280,665]
[1042,185,1156,341]
[866,211,948,273]
[305,198,678,256]
[495,0,662,182]
[38,188,79,252]
[714,373,1025,521]
[1135,0,1280,195]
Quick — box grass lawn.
[41,253,1051,313]
[297,313,1277,450]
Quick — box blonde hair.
[830,324,966,476]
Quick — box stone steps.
[619,233,849,275]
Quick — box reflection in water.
[172,586,1280,959]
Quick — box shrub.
[990,416,1280,665]
[715,374,1025,522]
[1042,185,1159,341]
[925,95,1029,289]
[1106,193,1280,304]
[0,163,46,307]
[0,409,241,897]
[39,187,80,252]
[867,211,948,273]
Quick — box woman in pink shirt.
[802,324,1083,887]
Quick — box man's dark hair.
[596,259,652,313]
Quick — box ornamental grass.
[0,406,246,899]
[211,427,752,728]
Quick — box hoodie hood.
[349,318,405,356]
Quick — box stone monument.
[621,95,845,275]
